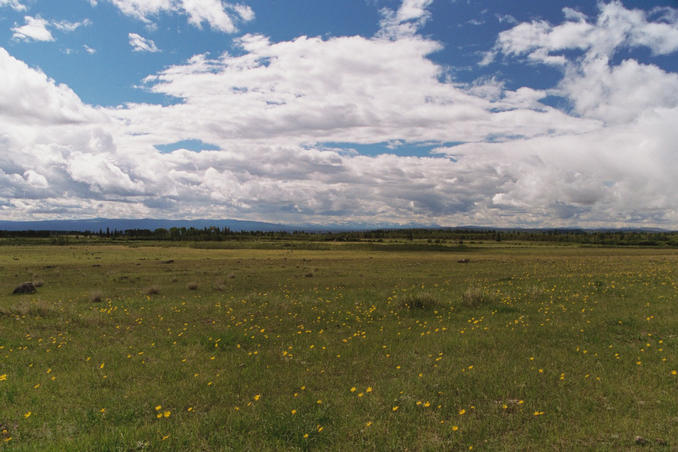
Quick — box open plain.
[1,241,677,450]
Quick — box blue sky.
[2,0,678,227]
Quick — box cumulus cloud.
[128,33,160,52]
[0,48,102,125]
[121,32,593,152]
[102,0,253,33]
[2,1,678,227]
[484,1,678,65]
[0,47,122,213]
[483,2,678,127]
[12,16,54,41]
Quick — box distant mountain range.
[0,218,298,233]
[0,218,672,233]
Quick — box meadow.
[1,241,677,450]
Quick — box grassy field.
[1,242,677,450]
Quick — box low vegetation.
[1,241,677,450]
[398,292,441,311]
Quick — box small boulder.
[13,282,37,295]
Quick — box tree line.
[1,227,678,247]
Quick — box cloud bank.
[1,1,678,227]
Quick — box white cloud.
[181,0,235,33]
[128,33,160,52]
[560,57,678,124]
[125,32,594,151]
[108,0,172,22]
[484,2,678,127]
[0,47,105,125]
[67,152,144,195]
[379,0,434,38]
[230,3,254,22]
[102,0,253,33]
[496,14,517,25]
[11,16,92,42]
[0,0,25,11]
[83,44,96,54]
[53,18,92,32]
[24,170,49,188]
[486,1,678,66]
[395,0,433,23]
[12,16,54,42]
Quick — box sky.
[1,0,678,228]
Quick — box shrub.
[187,282,198,290]
[145,286,160,295]
[90,291,104,303]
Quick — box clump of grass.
[90,291,104,303]
[460,286,497,308]
[187,282,198,290]
[399,292,441,311]
[0,299,57,317]
[145,286,160,295]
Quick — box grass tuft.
[460,286,497,308]
[399,292,441,311]
[0,299,58,317]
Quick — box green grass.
[1,243,678,450]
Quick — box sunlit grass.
[1,244,677,449]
